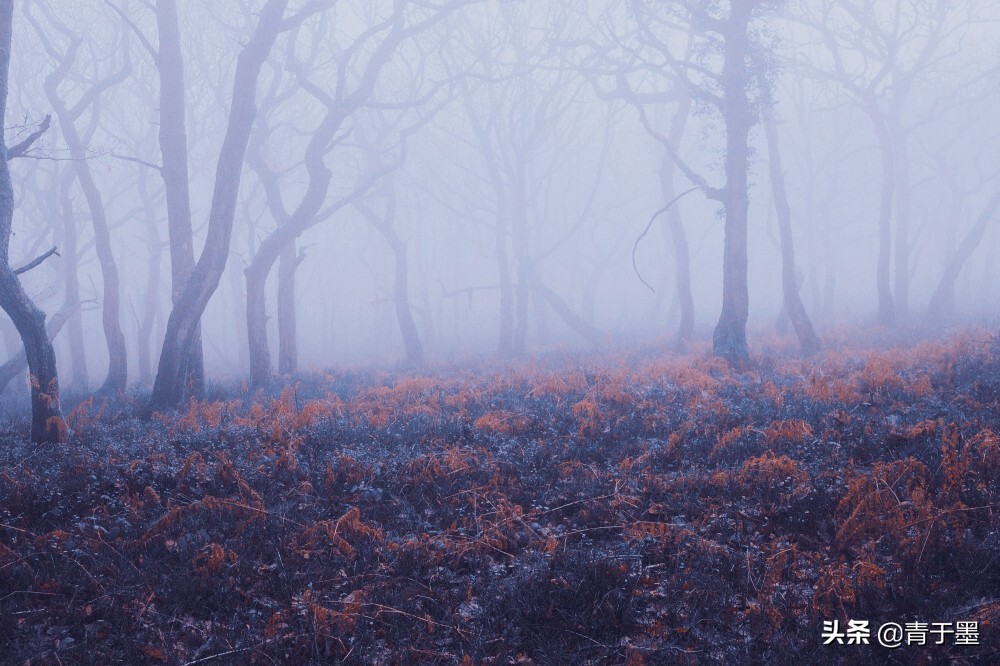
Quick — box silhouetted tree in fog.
[356,173,424,366]
[762,101,820,354]
[927,188,1000,318]
[625,0,782,362]
[244,0,484,383]
[0,0,66,442]
[150,0,330,406]
[0,159,90,393]
[799,0,967,325]
[580,12,698,350]
[450,2,604,357]
[26,1,131,392]
[56,167,88,388]
[106,0,207,391]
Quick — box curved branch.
[631,187,699,292]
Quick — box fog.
[3,0,1000,400]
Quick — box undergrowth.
[1,331,999,664]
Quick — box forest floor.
[2,331,1000,665]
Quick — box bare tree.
[0,0,66,442]
[243,0,475,384]
[134,156,165,385]
[150,0,331,407]
[449,3,606,357]
[155,0,203,390]
[578,16,698,349]
[57,167,88,388]
[799,0,969,324]
[6,155,89,390]
[658,95,696,349]
[356,174,424,366]
[26,1,131,391]
[762,102,820,355]
[926,188,1000,318]
[622,1,781,362]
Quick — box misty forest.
[1,0,1000,663]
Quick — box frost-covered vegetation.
[2,332,999,664]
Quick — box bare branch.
[632,99,722,200]
[632,187,699,292]
[103,0,158,62]
[278,0,335,32]
[112,152,162,172]
[13,246,60,275]
[6,115,51,160]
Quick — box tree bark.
[151,0,291,407]
[0,0,66,442]
[712,4,754,363]
[762,105,820,355]
[0,302,73,394]
[155,0,203,391]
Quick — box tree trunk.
[0,0,66,442]
[391,238,424,365]
[226,255,250,370]
[156,0,204,392]
[762,106,820,355]
[495,188,514,358]
[245,263,270,387]
[892,114,911,318]
[58,171,88,389]
[362,181,424,366]
[276,243,299,375]
[0,315,16,357]
[243,107,345,388]
[525,265,603,346]
[0,302,73,394]
[136,167,161,386]
[152,0,290,407]
[660,93,694,349]
[926,188,1000,318]
[712,5,754,363]
[45,83,128,392]
[864,94,896,326]
[511,161,530,356]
